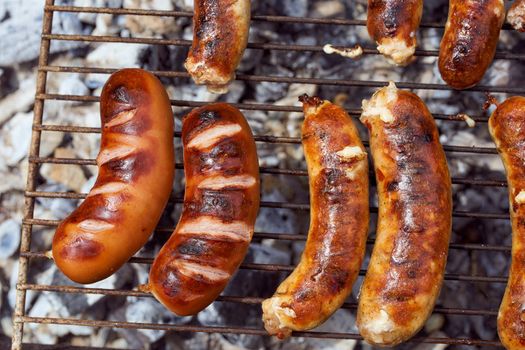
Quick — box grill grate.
[12,1,521,349]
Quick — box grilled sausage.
[367,0,423,66]
[148,103,260,316]
[184,0,251,94]
[262,96,369,339]
[438,0,505,90]
[489,97,525,350]
[357,82,452,346]
[52,69,174,284]
[508,0,525,32]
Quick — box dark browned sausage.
[184,0,251,94]
[148,103,260,316]
[357,82,452,346]
[489,96,525,350]
[262,96,369,339]
[367,0,423,65]
[438,0,505,90]
[52,69,174,284]
[508,0,525,32]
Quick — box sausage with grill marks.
[438,0,505,90]
[52,68,175,284]
[262,96,369,339]
[356,82,452,346]
[148,103,260,316]
[489,97,525,350]
[367,0,423,66]
[184,0,251,94]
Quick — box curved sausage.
[489,97,525,350]
[262,96,369,339]
[438,0,505,90]
[52,68,174,284]
[357,82,452,346]
[367,0,423,66]
[508,0,525,32]
[148,103,260,316]
[184,0,251,94]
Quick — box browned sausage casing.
[367,0,423,66]
[438,0,505,90]
[148,103,260,316]
[357,82,452,346]
[508,0,525,32]
[52,69,174,284]
[184,0,251,94]
[489,97,525,350]
[261,97,369,339]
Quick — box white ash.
[0,219,21,259]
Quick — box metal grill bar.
[17,284,499,317]
[45,4,517,31]
[22,218,512,252]
[28,156,507,186]
[19,316,503,347]
[41,33,525,61]
[19,251,509,284]
[11,1,55,349]
[25,190,509,219]
[15,1,516,348]
[41,39,525,93]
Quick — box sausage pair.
[52,69,260,316]
[263,83,452,346]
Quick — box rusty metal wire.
[12,1,518,349]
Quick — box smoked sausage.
[148,103,260,316]
[52,68,175,284]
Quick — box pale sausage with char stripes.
[148,103,260,316]
[52,68,175,284]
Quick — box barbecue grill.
[11,0,525,348]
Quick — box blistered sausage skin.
[489,97,525,350]
[438,0,505,90]
[262,96,369,339]
[52,69,174,284]
[148,103,260,316]
[367,0,423,66]
[508,0,525,32]
[357,82,452,346]
[184,0,251,94]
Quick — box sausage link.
[262,96,369,339]
[52,69,174,284]
[438,0,505,90]
[508,0,525,32]
[357,82,452,346]
[148,103,260,316]
[184,0,250,94]
[367,0,423,66]
[489,97,525,350]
